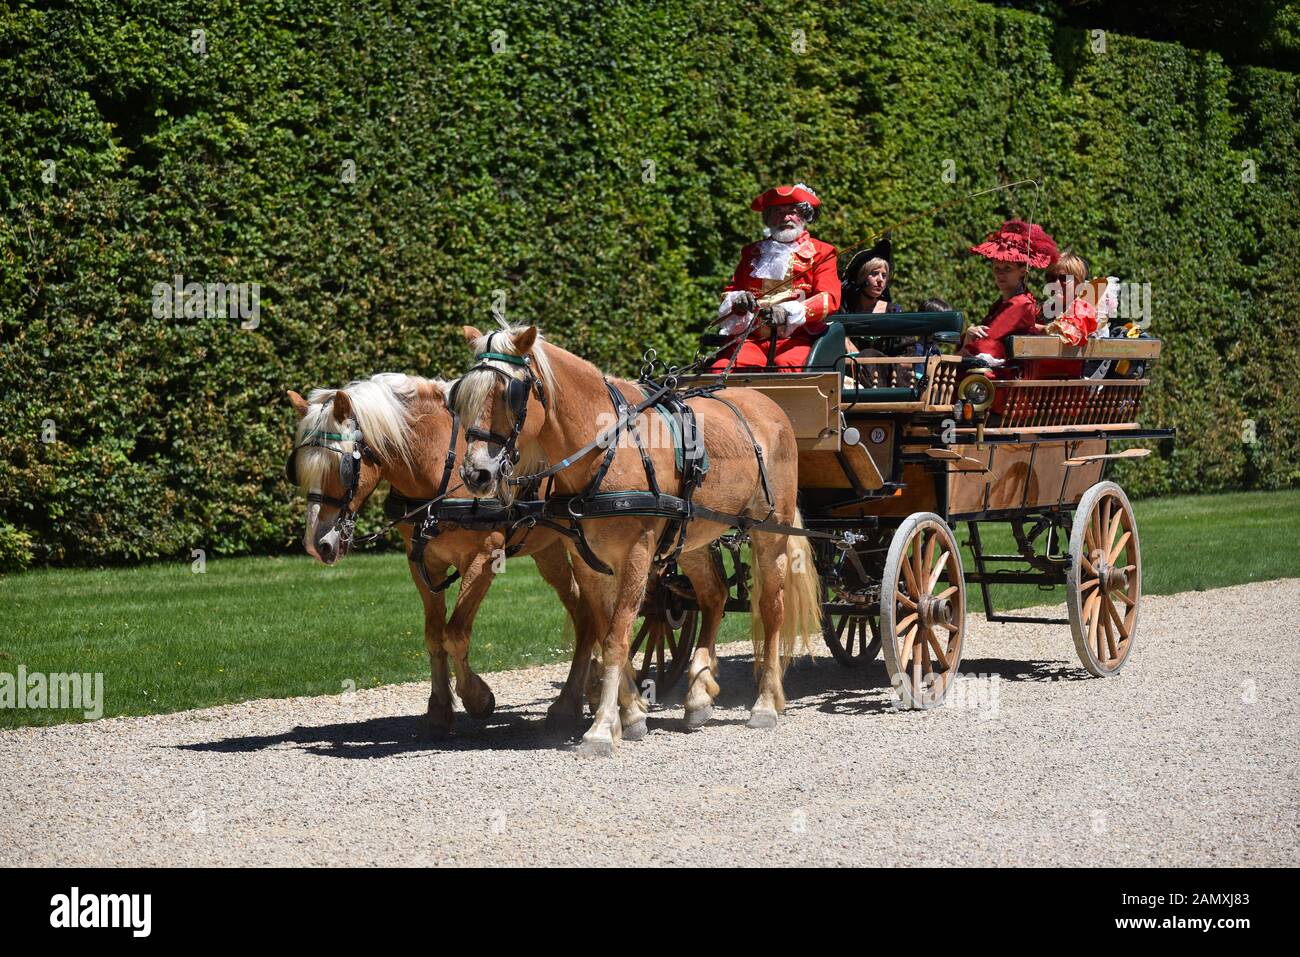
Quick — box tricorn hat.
[970,219,1059,269]
[751,183,820,213]
[843,231,894,303]
[844,231,893,282]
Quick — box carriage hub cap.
[1095,552,1129,594]
[918,595,953,627]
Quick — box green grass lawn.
[2,489,1297,728]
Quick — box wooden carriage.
[631,312,1173,709]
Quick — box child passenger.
[1039,250,1097,346]
[961,219,1059,371]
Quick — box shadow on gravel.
[176,708,563,760]
[177,652,1088,759]
[958,657,1089,682]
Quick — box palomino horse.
[453,325,822,756]
[285,372,595,736]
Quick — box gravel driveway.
[2,580,1296,867]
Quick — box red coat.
[722,231,840,336]
[962,291,1039,363]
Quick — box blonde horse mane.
[292,372,447,488]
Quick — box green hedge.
[1,0,1297,569]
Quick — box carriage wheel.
[880,513,966,709]
[629,597,699,700]
[822,607,882,667]
[1067,481,1141,676]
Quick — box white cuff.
[720,314,750,335]
[779,299,807,331]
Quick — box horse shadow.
[176,706,558,760]
[177,652,1089,759]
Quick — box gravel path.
[2,580,1296,867]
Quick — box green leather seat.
[804,322,846,371]
[836,310,965,340]
[819,312,963,403]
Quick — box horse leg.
[532,541,596,734]
[747,532,789,729]
[578,532,654,757]
[677,548,726,728]
[409,555,455,737]
[443,546,499,719]
[618,659,649,741]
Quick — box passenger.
[961,219,1059,372]
[1038,251,1097,346]
[838,236,901,359]
[842,242,903,315]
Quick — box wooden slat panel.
[1009,337,1162,360]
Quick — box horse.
[452,324,822,757]
[284,372,596,736]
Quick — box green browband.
[476,351,529,366]
[304,428,361,442]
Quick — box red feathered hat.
[970,219,1059,269]
[751,183,821,212]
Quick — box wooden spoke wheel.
[1067,481,1141,676]
[880,513,966,709]
[630,583,699,698]
[822,607,882,667]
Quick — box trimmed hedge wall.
[1,0,1297,569]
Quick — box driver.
[710,183,841,371]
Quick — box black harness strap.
[641,385,707,567]
[541,491,832,540]
[393,403,462,571]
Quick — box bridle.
[284,426,381,548]
[450,331,546,483]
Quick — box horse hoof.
[577,734,615,758]
[746,709,778,730]
[464,690,496,719]
[623,717,648,741]
[684,704,713,729]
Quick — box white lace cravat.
[750,238,796,281]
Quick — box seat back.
[836,310,965,340]
[804,321,846,371]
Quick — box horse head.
[285,373,438,564]
[452,324,553,505]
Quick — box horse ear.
[331,390,355,423]
[514,326,538,354]
[287,390,309,417]
[462,325,483,344]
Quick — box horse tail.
[749,509,823,680]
